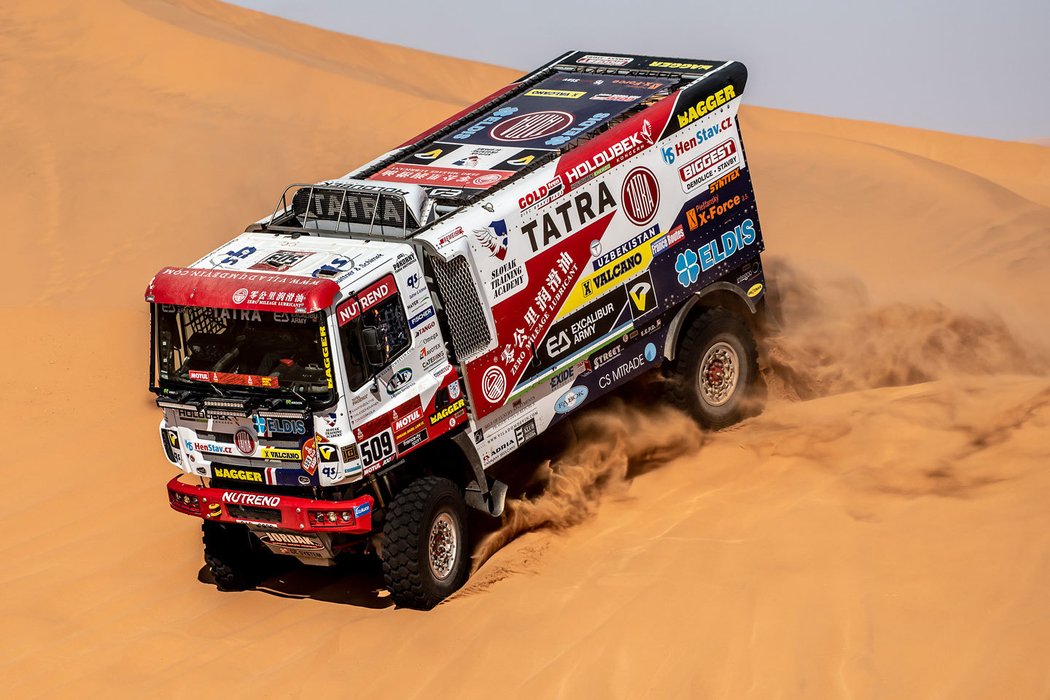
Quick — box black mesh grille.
[225,505,282,523]
[431,256,491,359]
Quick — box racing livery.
[148,51,770,609]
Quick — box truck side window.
[339,294,411,390]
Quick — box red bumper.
[166,476,374,534]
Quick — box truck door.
[335,259,464,477]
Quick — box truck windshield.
[153,305,335,405]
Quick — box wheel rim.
[428,511,458,581]
[697,341,739,407]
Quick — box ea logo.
[481,366,507,403]
[232,287,249,304]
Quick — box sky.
[225,0,1048,141]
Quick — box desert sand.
[1,1,1047,698]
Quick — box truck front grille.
[432,255,491,359]
[225,505,282,523]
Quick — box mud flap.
[452,431,508,517]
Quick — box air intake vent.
[431,256,491,359]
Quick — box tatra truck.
[148,51,769,608]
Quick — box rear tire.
[667,308,758,429]
[381,476,469,609]
[202,521,280,591]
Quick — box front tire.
[667,308,759,429]
[202,521,280,591]
[381,476,469,609]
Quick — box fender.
[663,282,757,361]
[451,431,508,517]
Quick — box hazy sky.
[227,0,1048,141]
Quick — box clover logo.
[675,250,700,287]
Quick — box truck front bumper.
[166,476,374,534]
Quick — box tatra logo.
[429,399,466,425]
[520,181,616,253]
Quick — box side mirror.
[361,326,386,368]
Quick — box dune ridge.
[1,1,1048,698]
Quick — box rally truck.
[148,51,769,609]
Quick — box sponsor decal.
[518,178,563,211]
[560,120,654,191]
[185,441,233,455]
[393,253,417,272]
[591,93,645,103]
[451,106,519,142]
[234,429,255,455]
[644,342,658,362]
[592,343,623,369]
[665,117,734,165]
[260,447,302,461]
[250,250,314,272]
[482,366,508,403]
[188,370,277,388]
[359,429,396,473]
[524,89,586,99]
[696,218,758,272]
[370,163,512,189]
[437,226,465,246]
[747,283,764,298]
[354,502,371,518]
[513,418,538,445]
[301,437,319,476]
[341,444,358,463]
[474,219,509,260]
[232,287,249,304]
[408,306,435,329]
[386,367,413,395]
[629,272,655,316]
[691,194,745,230]
[576,54,633,67]
[221,492,280,507]
[538,286,629,369]
[520,180,617,254]
[491,111,574,142]
[676,85,738,129]
[550,366,575,389]
[337,274,397,326]
[621,167,660,226]
[555,386,588,414]
[566,235,655,311]
[429,398,466,425]
[319,323,333,389]
[259,532,324,550]
[393,406,424,434]
[318,443,338,463]
[597,351,650,390]
[675,250,701,288]
[397,428,428,454]
[679,139,740,193]
[490,259,526,300]
[448,380,462,400]
[709,168,741,194]
[252,416,306,437]
[212,466,264,483]
[650,61,713,71]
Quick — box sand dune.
[1,1,1048,698]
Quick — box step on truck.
[148,51,769,609]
